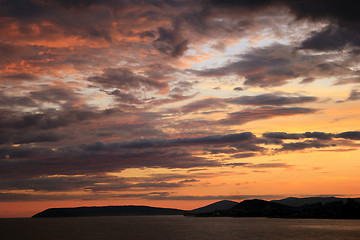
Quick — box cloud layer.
[1,0,360,207]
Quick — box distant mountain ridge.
[32,197,360,218]
[32,205,184,218]
[188,200,238,214]
[190,198,360,219]
[271,197,358,207]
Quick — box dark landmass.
[32,197,360,219]
[32,206,184,218]
[271,197,358,207]
[188,198,360,219]
[186,200,238,214]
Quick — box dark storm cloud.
[207,0,360,23]
[153,26,189,57]
[30,86,80,105]
[300,24,360,51]
[190,1,360,86]
[82,132,256,150]
[263,131,334,141]
[0,148,218,179]
[0,0,45,20]
[139,30,156,39]
[263,131,360,141]
[0,145,54,159]
[227,93,318,106]
[194,44,296,87]
[0,130,65,145]
[89,181,184,192]
[262,132,303,140]
[0,91,36,107]
[52,0,105,9]
[0,175,102,192]
[221,107,317,125]
[345,89,360,101]
[0,173,196,192]
[303,132,334,140]
[279,140,333,152]
[194,43,357,87]
[1,73,38,81]
[0,132,256,179]
[207,0,274,9]
[0,108,115,130]
[335,131,360,140]
[88,68,168,92]
[231,152,257,158]
[0,192,80,202]
[107,89,144,104]
[233,87,243,91]
[0,191,285,202]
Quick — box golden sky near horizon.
[0,0,360,217]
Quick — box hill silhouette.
[185,200,238,215]
[190,198,360,219]
[32,197,360,219]
[32,205,184,218]
[271,197,351,207]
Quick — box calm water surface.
[1,216,360,240]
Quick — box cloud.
[88,67,168,92]
[228,93,318,106]
[301,24,360,51]
[221,107,317,125]
[194,43,349,87]
[7,130,65,145]
[231,152,257,158]
[207,0,360,24]
[279,140,333,152]
[346,89,360,101]
[0,91,36,107]
[0,132,256,178]
[153,26,189,57]
[1,73,38,81]
[0,42,38,69]
[30,86,81,106]
[0,192,81,202]
[244,163,292,169]
[233,87,244,91]
[262,132,303,140]
[180,97,227,113]
[0,145,221,179]
[263,131,360,141]
[0,108,115,130]
[335,131,360,140]
[145,193,284,201]
[82,132,256,150]
[304,132,334,140]
[0,172,205,193]
[0,191,286,202]
[107,89,144,104]
[224,162,292,169]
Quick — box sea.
[1,216,360,240]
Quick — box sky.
[1,0,360,218]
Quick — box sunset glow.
[1,0,360,218]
